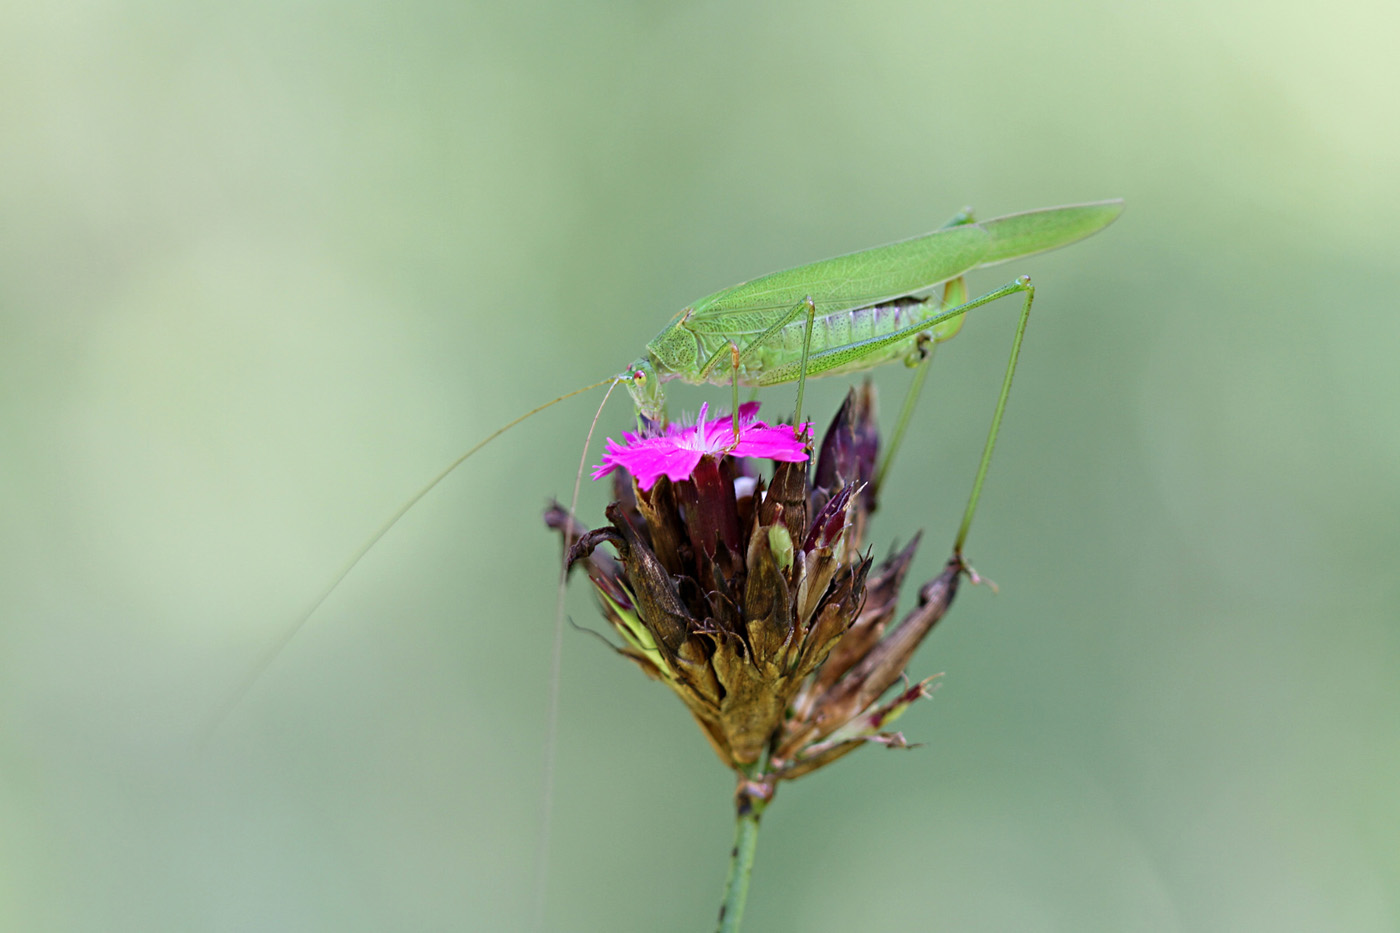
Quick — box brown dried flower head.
[546,384,965,789]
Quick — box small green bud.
[767,523,794,574]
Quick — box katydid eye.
[633,371,647,383]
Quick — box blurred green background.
[3,1,1397,930]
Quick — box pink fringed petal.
[592,402,811,491]
[731,423,810,463]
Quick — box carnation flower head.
[550,383,965,784]
[591,401,811,492]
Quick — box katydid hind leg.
[741,273,1036,554]
[952,276,1035,557]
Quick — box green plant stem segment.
[716,797,766,933]
[716,759,772,933]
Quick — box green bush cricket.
[208,199,1124,738]
[622,198,1123,549]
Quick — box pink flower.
[593,402,811,492]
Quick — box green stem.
[716,761,771,933]
[716,802,764,932]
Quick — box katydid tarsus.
[206,199,1123,746]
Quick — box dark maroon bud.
[813,390,858,493]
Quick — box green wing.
[975,200,1125,267]
[684,200,1123,335]
[687,223,991,326]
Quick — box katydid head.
[621,357,665,423]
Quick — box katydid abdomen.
[689,295,953,387]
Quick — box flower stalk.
[716,752,770,933]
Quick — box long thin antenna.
[202,378,613,742]
[533,377,619,929]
